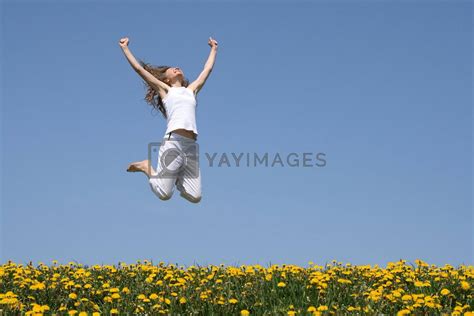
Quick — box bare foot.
[126,159,149,174]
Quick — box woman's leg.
[127,139,179,200]
[148,172,177,201]
[176,149,202,203]
[148,139,183,200]
[176,168,202,203]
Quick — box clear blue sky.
[1,1,472,268]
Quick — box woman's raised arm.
[188,37,218,95]
[119,37,170,94]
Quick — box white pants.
[148,132,202,203]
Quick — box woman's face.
[165,67,184,83]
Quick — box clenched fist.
[208,37,218,50]
[119,37,130,49]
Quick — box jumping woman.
[118,36,218,203]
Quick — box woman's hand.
[208,37,218,50]
[119,37,130,49]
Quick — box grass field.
[0,259,472,315]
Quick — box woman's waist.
[166,129,197,140]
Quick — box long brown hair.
[138,60,190,119]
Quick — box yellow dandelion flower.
[30,282,46,290]
[288,311,296,316]
[111,293,120,299]
[277,282,286,287]
[122,287,130,293]
[337,278,352,284]
[401,295,412,301]
[68,310,78,316]
[397,309,411,316]
[165,298,171,305]
[440,288,450,296]
[229,298,238,304]
[110,308,119,314]
[92,313,100,316]
[348,306,361,311]
[425,301,436,308]
[149,293,159,300]
[241,310,250,316]
[317,305,328,311]
[461,281,470,290]
[68,293,77,300]
[79,312,88,316]
[33,305,42,312]
[179,297,187,304]
[307,306,316,312]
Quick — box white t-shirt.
[163,86,198,136]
